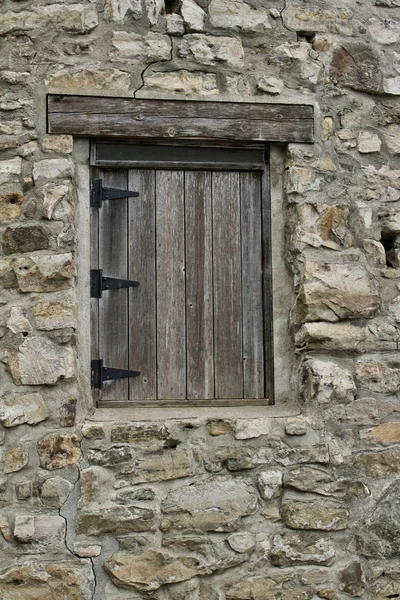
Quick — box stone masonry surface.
[0,0,400,598]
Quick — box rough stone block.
[355,449,400,477]
[356,360,400,393]
[0,560,94,599]
[283,2,353,34]
[7,306,32,334]
[209,0,271,31]
[111,423,169,442]
[6,336,75,385]
[14,514,66,553]
[77,504,156,536]
[0,392,47,427]
[0,157,22,185]
[105,550,202,591]
[3,445,28,473]
[283,467,336,496]
[40,476,74,508]
[294,261,380,323]
[257,470,283,500]
[339,561,365,596]
[12,253,76,292]
[178,34,244,68]
[2,225,49,255]
[144,70,219,96]
[37,433,82,470]
[270,531,335,566]
[111,32,171,62]
[181,0,206,31]
[296,321,398,353]
[301,359,356,404]
[33,297,77,330]
[161,478,258,532]
[42,134,73,155]
[119,447,194,484]
[105,0,142,21]
[330,42,382,93]
[281,496,349,530]
[0,5,98,35]
[33,159,73,182]
[0,192,23,222]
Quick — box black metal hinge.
[90,179,139,208]
[90,269,139,298]
[91,359,140,389]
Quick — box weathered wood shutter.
[91,145,272,406]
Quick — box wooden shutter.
[91,149,273,406]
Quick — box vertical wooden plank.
[261,165,275,404]
[212,171,243,399]
[99,169,129,401]
[156,170,186,399]
[185,171,214,399]
[241,171,265,398]
[128,169,157,400]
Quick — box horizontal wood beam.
[47,95,314,144]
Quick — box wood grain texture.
[185,171,214,399]
[99,170,129,402]
[47,95,314,143]
[128,169,157,400]
[212,171,243,399]
[156,170,186,399]
[241,171,265,398]
[261,166,275,404]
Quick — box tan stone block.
[111,31,171,62]
[162,478,258,532]
[37,433,82,470]
[355,449,400,477]
[178,34,244,68]
[0,561,94,599]
[144,70,218,97]
[42,134,73,155]
[3,445,28,473]
[293,261,380,324]
[105,550,202,591]
[0,392,47,427]
[281,497,349,530]
[209,0,271,31]
[33,298,77,330]
[271,531,335,567]
[13,254,76,293]
[122,447,193,484]
[0,192,23,222]
[283,3,353,34]
[46,69,131,92]
[206,419,233,435]
[366,423,400,443]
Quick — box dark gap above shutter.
[92,143,266,171]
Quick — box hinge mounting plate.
[90,269,139,298]
[90,179,139,208]
[91,359,140,389]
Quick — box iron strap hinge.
[90,179,139,208]
[91,359,140,389]
[90,269,139,298]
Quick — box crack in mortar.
[132,36,175,98]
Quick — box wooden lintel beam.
[47,94,314,144]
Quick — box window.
[90,143,273,407]
[47,94,314,409]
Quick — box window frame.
[50,95,313,415]
[90,140,274,408]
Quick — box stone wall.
[0,0,400,598]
